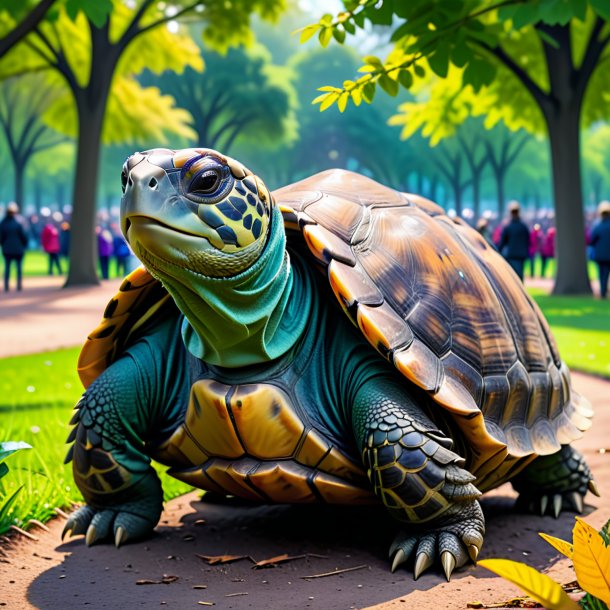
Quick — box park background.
[0,2,609,602]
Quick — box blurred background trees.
[0,0,609,292]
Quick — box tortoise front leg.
[352,379,485,580]
[63,360,164,547]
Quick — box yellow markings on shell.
[152,426,208,468]
[248,462,317,503]
[184,380,245,459]
[313,471,374,504]
[229,385,304,458]
[296,428,332,468]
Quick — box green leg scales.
[64,311,189,546]
[64,368,163,546]
[512,445,599,517]
[352,378,485,580]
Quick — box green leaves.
[0,441,31,469]
[0,441,31,529]
[65,0,112,27]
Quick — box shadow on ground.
[25,489,582,610]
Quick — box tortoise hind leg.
[512,445,599,517]
[63,360,164,547]
[352,378,485,581]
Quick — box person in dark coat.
[0,202,28,291]
[590,201,610,299]
[498,201,530,281]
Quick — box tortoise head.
[120,147,273,278]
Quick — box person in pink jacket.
[41,220,62,275]
[540,226,555,278]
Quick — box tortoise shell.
[79,169,592,490]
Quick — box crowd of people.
[476,200,610,297]
[1,199,610,298]
[0,204,137,291]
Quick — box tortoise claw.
[85,525,97,547]
[588,479,600,497]
[115,526,127,548]
[468,544,479,563]
[441,551,456,582]
[552,494,562,519]
[540,495,548,516]
[391,549,407,573]
[61,522,74,541]
[413,552,433,580]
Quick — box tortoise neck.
[167,207,312,367]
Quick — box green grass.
[0,348,191,534]
[18,250,125,278]
[529,288,610,378]
[0,287,608,534]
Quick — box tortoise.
[63,147,597,580]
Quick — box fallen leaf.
[539,533,573,559]
[253,552,328,568]
[300,565,368,579]
[196,554,249,565]
[478,559,579,610]
[197,603,214,606]
[135,575,179,585]
[225,593,248,597]
[572,517,610,605]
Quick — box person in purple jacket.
[590,201,610,299]
[97,225,114,280]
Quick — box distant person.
[60,221,71,264]
[0,202,28,292]
[539,225,555,278]
[498,201,530,281]
[527,223,542,277]
[476,218,497,249]
[112,228,131,277]
[41,219,62,275]
[590,201,610,299]
[97,226,113,280]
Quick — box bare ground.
[0,278,609,609]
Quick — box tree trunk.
[472,170,481,220]
[56,182,65,209]
[14,162,24,209]
[65,101,106,286]
[34,180,42,212]
[547,109,591,295]
[453,178,462,216]
[494,168,505,218]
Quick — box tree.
[307,1,610,295]
[0,74,67,207]
[146,43,297,156]
[0,0,285,286]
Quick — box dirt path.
[0,276,122,358]
[0,278,609,609]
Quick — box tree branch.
[574,17,610,101]
[505,131,529,167]
[474,39,550,113]
[0,0,56,60]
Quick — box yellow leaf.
[539,532,573,559]
[478,559,580,610]
[318,93,338,112]
[337,92,349,112]
[572,517,610,605]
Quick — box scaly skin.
[352,379,485,580]
[64,312,189,546]
[512,444,599,517]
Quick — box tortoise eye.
[191,169,220,195]
[181,156,234,204]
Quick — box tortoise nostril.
[149,177,158,189]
